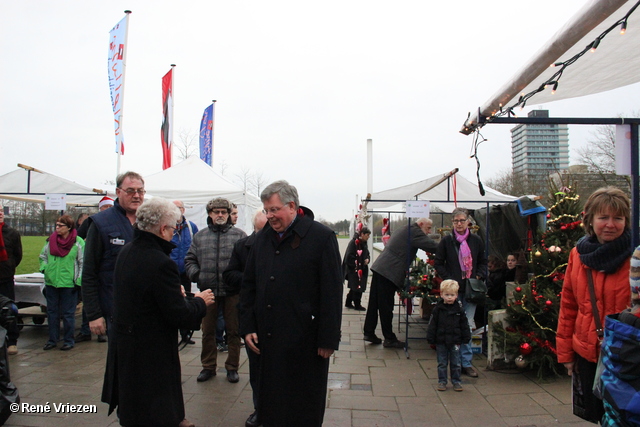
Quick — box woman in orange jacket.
[556,186,633,423]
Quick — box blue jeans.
[459,294,476,368]
[80,307,90,336]
[436,344,461,385]
[45,286,77,346]
[216,302,226,344]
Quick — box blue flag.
[199,103,214,166]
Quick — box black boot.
[353,292,366,311]
[345,291,354,309]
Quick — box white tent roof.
[144,157,260,206]
[462,0,640,132]
[144,157,262,232]
[367,171,516,213]
[0,164,107,206]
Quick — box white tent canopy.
[143,157,261,232]
[367,171,516,213]
[0,164,107,206]
[462,0,640,132]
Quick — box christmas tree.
[399,257,441,302]
[493,181,584,378]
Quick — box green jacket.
[39,237,85,288]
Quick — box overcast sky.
[2,1,640,221]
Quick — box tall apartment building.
[511,110,569,178]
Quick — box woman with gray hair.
[103,197,215,427]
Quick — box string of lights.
[466,1,640,194]
[483,0,640,124]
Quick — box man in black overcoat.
[239,180,343,427]
[223,209,267,427]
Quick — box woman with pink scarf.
[39,215,84,351]
[434,208,487,378]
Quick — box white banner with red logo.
[108,15,128,155]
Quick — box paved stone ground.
[3,239,598,426]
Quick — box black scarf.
[576,229,633,274]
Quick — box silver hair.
[416,217,432,225]
[136,198,181,233]
[260,180,299,208]
[252,208,265,228]
[451,208,469,219]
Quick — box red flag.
[161,69,173,170]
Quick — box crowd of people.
[2,182,640,426]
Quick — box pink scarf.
[49,229,77,257]
[455,228,473,279]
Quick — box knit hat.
[630,246,640,300]
[99,196,114,209]
[206,197,232,213]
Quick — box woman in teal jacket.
[39,215,84,351]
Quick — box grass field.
[15,236,47,275]
[14,233,349,275]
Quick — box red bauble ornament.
[545,300,552,306]
[520,342,533,356]
[515,287,522,293]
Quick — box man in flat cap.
[185,198,246,383]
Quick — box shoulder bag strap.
[586,269,604,339]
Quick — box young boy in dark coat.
[426,280,471,392]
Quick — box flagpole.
[116,10,132,177]
[211,99,216,165]
[170,64,175,168]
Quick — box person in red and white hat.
[98,196,114,211]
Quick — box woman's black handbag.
[464,278,487,304]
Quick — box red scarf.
[0,223,7,262]
[49,229,77,257]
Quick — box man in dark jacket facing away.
[239,180,343,427]
[223,209,267,427]
[363,218,437,348]
[0,206,22,355]
[427,279,471,392]
[185,197,246,383]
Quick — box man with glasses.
[239,180,343,427]
[82,171,145,343]
[185,198,246,383]
[363,218,437,349]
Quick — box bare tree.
[576,126,616,174]
[250,171,269,196]
[218,159,229,176]
[574,125,633,191]
[175,127,198,160]
[485,169,547,198]
[234,166,252,192]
